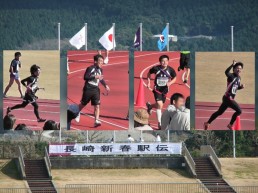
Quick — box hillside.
[0,0,258,52]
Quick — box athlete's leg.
[185,67,190,81]
[7,101,29,114]
[94,105,100,121]
[228,100,242,125]
[15,78,23,97]
[207,102,228,124]
[78,103,86,111]
[156,100,163,124]
[31,102,46,122]
[31,102,40,119]
[3,77,15,96]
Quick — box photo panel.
[134,51,191,131]
[67,50,129,130]
[195,52,255,130]
[3,50,60,130]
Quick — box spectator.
[43,120,59,130]
[3,114,16,130]
[134,109,152,130]
[67,104,80,130]
[156,134,161,142]
[127,134,135,143]
[161,93,190,130]
[14,123,29,131]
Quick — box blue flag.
[134,27,141,48]
[157,26,168,51]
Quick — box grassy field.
[3,50,60,100]
[195,52,255,104]
[52,168,196,187]
[1,158,258,189]
[0,159,26,188]
[220,158,258,186]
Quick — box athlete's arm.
[21,77,30,87]
[225,61,235,77]
[147,72,152,88]
[167,68,177,87]
[167,77,176,87]
[238,84,245,90]
[9,61,14,74]
[84,67,96,81]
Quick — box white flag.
[99,26,116,50]
[69,26,86,49]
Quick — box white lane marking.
[72,112,128,130]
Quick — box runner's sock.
[156,109,162,124]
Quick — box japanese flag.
[69,26,86,50]
[99,26,116,50]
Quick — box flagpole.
[58,22,61,143]
[113,131,116,143]
[112,23,115,51]
[231,25,236,158]
[140,23,143,51]
[58,23,61,51]
[85,23,88,51]
[166,23,169,51]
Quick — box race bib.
[157,77,168,86]
[231,84,238,94]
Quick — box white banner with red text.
[49,143,182,156]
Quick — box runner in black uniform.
[178,51,190,83]
[78,54,110,127]
[146,55,177,129]
[7,64,46,122]
[3,52,23,98]
[204,61,244,130]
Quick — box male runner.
[178,51,190,83]
[204,60,244,130]
[3,52,23,98]
[78,54,110,127]
[7,64,46,122]
[146,55,177,130]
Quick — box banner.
[157,26,168,51]
[49,143,182,156]
[69,26,86,50]
[99,26,116,50]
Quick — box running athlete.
[204,60,244,130]
[178,51,190,83]
[78,54,110,127]
[3,52,23,98]
[146,55,177,130]
[7,64,46,122]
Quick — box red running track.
[67,51,129,130]
[195,101,255,130]
[134,51,190,130]
[3,97,60,130]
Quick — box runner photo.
[67,50,129,130]
[195,52,255,130]
[2,50,60,130]
[134,51,190,130]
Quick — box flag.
[157,26,168,51]
[99,26,116,50]
[69,26,86,50]
[134,27,141,48]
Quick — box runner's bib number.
[231,84,238,94]
[157,77,169,86]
